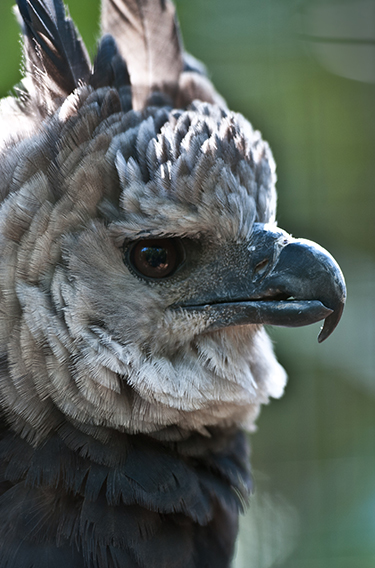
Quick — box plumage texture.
[101,0,183,109]
[16,0,91,110]
[0,0,344,566]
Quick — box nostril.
[254,258,269,276]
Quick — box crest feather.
[16,0,91,112]
[90,34,131,91]
[101,0,184,110]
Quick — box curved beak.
[252,234,346,342]
[176,224,346,342]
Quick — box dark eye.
[127,238,185,279]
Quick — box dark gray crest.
[16,0,92,111]
[15,0,202,113]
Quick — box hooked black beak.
[176,224,346,342]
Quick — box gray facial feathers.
[0,90,285,442]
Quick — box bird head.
[0,0,346,443]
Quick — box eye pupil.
[128,238,183,279]
[140,246,168,270]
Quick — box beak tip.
[317,329,327,344]
[317,301,345,343]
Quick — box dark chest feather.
[0,415,251,568]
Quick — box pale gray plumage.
[0,89,283,441]
[0,0,346,566]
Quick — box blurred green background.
[0,0,374,566]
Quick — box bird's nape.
[0,0,346,566]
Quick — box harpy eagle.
[0,0,346,566]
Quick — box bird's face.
[40,100,276,436]
[16,90,340,438]
[58,219,288,435]
[0,86,345,441]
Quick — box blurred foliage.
[1,0,374,566]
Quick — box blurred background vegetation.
[0,0,374,566]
